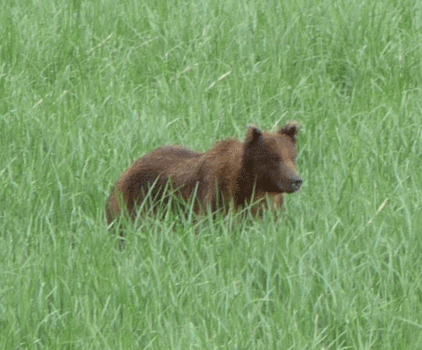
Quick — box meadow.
[1,0,422,348]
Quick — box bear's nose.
[289,177,302,192]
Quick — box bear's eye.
[267,156,281,167]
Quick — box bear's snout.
[281,176,302,193]
[288,176,302,193]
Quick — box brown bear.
[105,121,302,225]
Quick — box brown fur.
[106,121,302,225]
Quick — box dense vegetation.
[1,0,422,348]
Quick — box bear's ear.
[245,125,263,145]
[279,121,300,142]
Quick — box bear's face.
[244,121,302,194]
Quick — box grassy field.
[1,0,422,348]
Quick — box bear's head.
[244,121,302,194]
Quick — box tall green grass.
[1,0,422,348]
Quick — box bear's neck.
[234,159,259,207]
